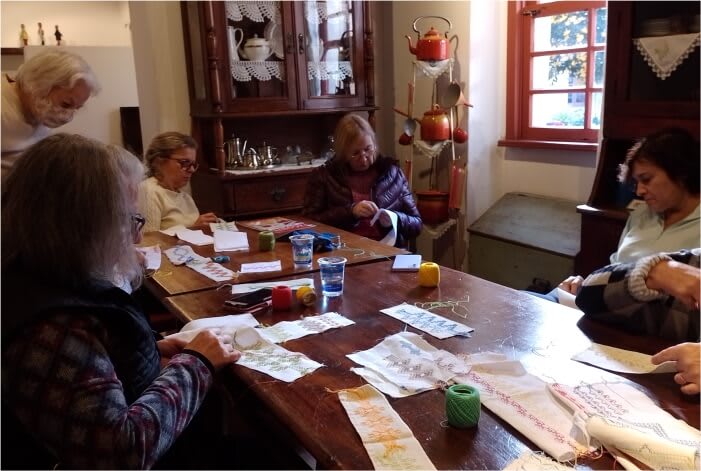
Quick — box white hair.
[15,49,101,98]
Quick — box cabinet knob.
[271,187,287,202]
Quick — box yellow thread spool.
[296,286,317,306]
[418,262,440,287]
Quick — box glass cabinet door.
[224,1,298,111]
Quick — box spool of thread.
[296,286,317,306]
[445,384,480,428]
[259,231,276,251]
[211,255,230,263]
[418,262,440,287]
[271,285,292,310]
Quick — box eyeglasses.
[350,145,375,160]
[166,157,199,171]
[132,213,146,234]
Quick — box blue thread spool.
[211,255,230,263]
[445,384,480,428]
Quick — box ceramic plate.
[265,21,284,59]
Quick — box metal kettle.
[225,136,246,168]
[243,148,260,168]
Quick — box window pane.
[595,8,607,45]
[533,53,587,89]
[533,10,588,52]
[590,92,602,129]
[593,50,605,87]
[531,93,585,128]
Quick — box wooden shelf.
[1,48,23,56]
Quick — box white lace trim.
[633,33,700,80]
[226,1,281,23]
[412,140,450,159]
[413,58,454,79]
[307,61,353,80]
[304,1,350,25]
[231,61,285,82]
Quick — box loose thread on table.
[151,269,173,278]
[414,299,471,319]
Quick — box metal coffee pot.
[258,142,279,166]
[225,137,246,168]
[243,148,260,168]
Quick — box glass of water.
[318,256,347,297]
[289,234,315,268]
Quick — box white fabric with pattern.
[226,1,280,23]
[633,33,700,80]
[231,61,285,82]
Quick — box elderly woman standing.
[138,131,218,232]
[302,114,422,248]
[1,49,100,176]
[1,134,240,469]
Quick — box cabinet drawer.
[233,174,308,215]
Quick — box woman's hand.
[651,342,701,395]
[183,330,240,371]
[352,200,379,219]
[192,212,219,229]
[558,275,584,295]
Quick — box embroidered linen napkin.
[259,312,354,344]
[380,303,473,339]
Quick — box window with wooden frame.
[500,1,607,151]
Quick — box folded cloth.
[279,229,337,252]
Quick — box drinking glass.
[318,256,347,297]
[289,234,314,268]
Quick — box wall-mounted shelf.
[1,48,24,56]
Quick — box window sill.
[498,139,598,152]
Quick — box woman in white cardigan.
[138,132,218,232]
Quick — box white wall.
[1,1,131,47]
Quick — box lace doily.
[231,61,285,82]
[307,61,353,80]
[633,33,700,80]
[226,1,280,23]
[413,58,454,79]
[412,139,450,159]
[304,1,351,26]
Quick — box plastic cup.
[318,256,347,297]
[289,234,314,268]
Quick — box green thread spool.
[259,231,275,251]
[445,384,480,428]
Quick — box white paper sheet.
[213,229,249,252]
[572,343,677,374]
[175,228,214,246]
[230,278,314,294]
[160,224,187,236]
[370,208,398,247]
[136,245,161,270]
[380,303,474,339]
[258,312,354,344]
[240,260,282,273]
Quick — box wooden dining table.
[139,216,407,298]
[164,260,700,470]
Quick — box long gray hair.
[15,49,101,99]
[2,134,143,289]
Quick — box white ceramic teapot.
[239,34,272,61]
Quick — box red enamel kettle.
[420,105,450,141]
[406,16,452,61]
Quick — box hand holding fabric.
[651,342,701,395]
[184,330,240,371]
[352,200,379,219]
[647,260,701,309]
[559,275,584,295]
[192,212,218,229]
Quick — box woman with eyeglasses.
[138,131,218,232]
[302,114,422,248]
[1,133,240,468]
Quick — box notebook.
[392,254,422,272]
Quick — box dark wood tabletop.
[140,216,407,298]
[164,261,700,470]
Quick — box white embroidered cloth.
[370,209,398,247]
[209,221,238,232]
[160,224,187,236]
[232,326,323,382]
[412,139,450,159]
[338,384,436,470]
[259,312,354,344]
[550,382,701,470]
[502,450,575,470]
[164,245,208,266]
[413,58,453,79]
[186,260,236,282]
[633,33,700,79]
[380,303,473,339]
[347,331,469,397]
[231,61,285,82]
[572,343,677,374]
[231,278,314,294]
[136,245,161,270]
[213,229,249,252]
[175,228,214,246]
[225,1,280,23]
[165,314,260,344]
[454,353,592,462]
[307,61,353,81]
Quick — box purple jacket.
[302,155,422,247]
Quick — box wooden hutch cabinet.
[575,1,700,276]
[181,1,376,219]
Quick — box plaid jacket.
[576,249,700,342]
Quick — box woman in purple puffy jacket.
[302,114,422,248]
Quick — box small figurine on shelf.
[54,25,63,45]
[20,24,29,46]
[38,22,45,45]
